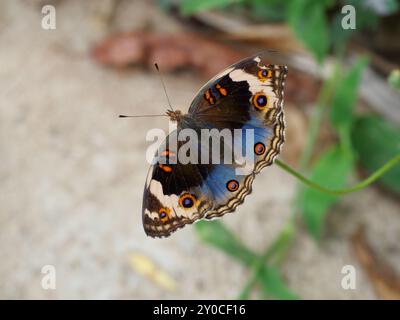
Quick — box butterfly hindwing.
[142,131,213,237]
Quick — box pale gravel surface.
[0,0,399,299]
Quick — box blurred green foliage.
[388,70,400,91]
[180,0,398,61]
[171,0,400,299]
[300,57,367,238]
[300,145,355,239]
[258,266,299,299]
[180,0,239,15]
[195,220,298,299]
[330,57,368,141]
[195,220,258,266]
[352,116,400,193]
[287,0,331,62]
[247,0,286,22]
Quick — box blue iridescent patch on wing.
[201,165,238,202]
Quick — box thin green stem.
[275,155,400,195]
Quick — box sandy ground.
[0,0,399,299]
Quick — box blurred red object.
[91,32,244,78]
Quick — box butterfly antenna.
[154,63,174,112]
[118,63,174,119]
[118,114,168,118]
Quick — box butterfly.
[142,54,288,238]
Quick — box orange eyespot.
[215,83,228,96]
[252,92,268,110]
[158,208,170,222]
[226,179,239,192]
[254,142,266,155]
[258,69,272,81]
[204,89,215,104]
[179,193,196,209]
[159,164,172,173]
[160,150,176,157]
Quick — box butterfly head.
[166,109,183,123]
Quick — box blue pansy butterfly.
[143,54,288,238]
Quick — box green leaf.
[351,116,400,193]
[180,0,243,15]
[259,266,299,300]
[330,57,368,139]
[194,220,259,266]
[299,145,355,239]
[287,0,331,62]
[248,0,287,22]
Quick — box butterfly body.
[142,54,288,238]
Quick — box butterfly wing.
[142,54,287,237]
[189,54,287,172]
[142,129,253,237]
[142,130,212,237]
[189,53,287,219]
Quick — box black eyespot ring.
[179,193,196,209]
[252,92,268,110]
[258,69,272,81]
[254,142,266,155]
[226,179,239,192]
[159,208,170,222]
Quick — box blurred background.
[1,0,399,299]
